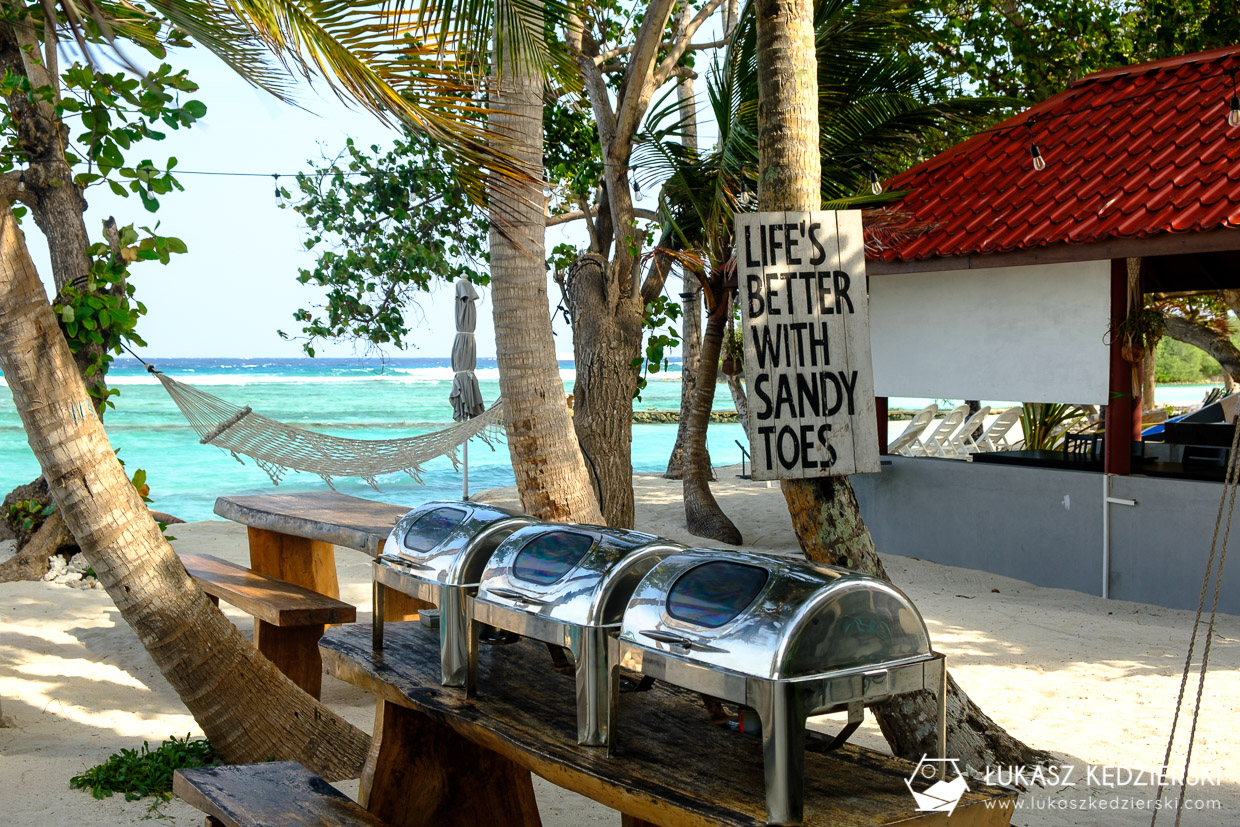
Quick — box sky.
[26,47,580,361]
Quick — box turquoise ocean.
[0,357,752,523]
[0,357,1225,524]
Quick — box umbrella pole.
[463,438,470,500]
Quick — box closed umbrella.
[450,279,484,497]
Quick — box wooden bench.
[174,761,388,827]
[180,552,356,699]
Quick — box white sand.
[2,468,1237,826]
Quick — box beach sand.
[2,467,1238,825]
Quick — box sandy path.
[2,469,1237,825]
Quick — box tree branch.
[0,169,43,207]
[1162,313,1240,381]
[597,37,728,66]
[653,0,727,89]
[612,0,678,151]
[547,206,657,226]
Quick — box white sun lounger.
[949,405,992,458]
[974,406,1023,452]
[888,404,938,456]
[923,405,970,458]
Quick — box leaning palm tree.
[638,0,1049,768]
[0,0,595,777]
[637,0,994,545]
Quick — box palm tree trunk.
[683,291,742,544]
[666,271,704,479]
[756,0,1048,768]
[489,6,604,525]
[726,372,749,435]
[666,60,706,481]
[0,203,369,780]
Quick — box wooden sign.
[737,210,880,480]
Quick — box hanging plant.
[1107,307,1165,363]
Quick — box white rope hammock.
[149,369,504,491]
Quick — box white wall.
[869,260,1111,404]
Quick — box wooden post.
[247,527,340,598]
[360,699,542,827]
[876,396,889,455]
[1105,258,1133,476]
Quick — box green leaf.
[60,306,75,323]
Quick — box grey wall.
[851,456,1238,615]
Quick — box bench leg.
[360,699,542,827]
[247,527,340,600]
[255,621,325,699]
[620,817,660,827]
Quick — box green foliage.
[51,223,186,407]
[1155,336,1224,383]
[69,735,218,803]
[544,95,603,203]
[1020,403,1091,450]
[8,499,54,533]
[912,0,1240,110]
[632,294,683,399]
[0,17,200,404]
[282,134,489,356]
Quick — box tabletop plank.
[321,622,1015,827]
[215,493,411,556]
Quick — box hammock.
[149,369,504,491]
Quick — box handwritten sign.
[737,210,880,480]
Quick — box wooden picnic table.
[214,491,425,616]
[321,621,1016,827]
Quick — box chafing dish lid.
[383,500,534,584]
[477,524,685,625]
[620,550,932,680]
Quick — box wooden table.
[321,621,1016,827]
[214,491,428,629]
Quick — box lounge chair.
[923,405,970,458]
[974,407,1023,452]
[888,404,938,456]
[949,406,992,458]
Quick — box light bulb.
[16,172,25,193]
[869,171,883,195]
[1030,144,1046,171]
[273,174,285,207]
[1229,95,1240,128]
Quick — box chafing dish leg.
[936,656,948,769]
[574,626,614,747]
[465,611,480,698]
[372,578,385,651]
[440,587,472,689]
[755,682,806,825]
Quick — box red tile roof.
[874,46,1240,263]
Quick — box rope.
[143,367,504,492]
[1149,412,1240,826]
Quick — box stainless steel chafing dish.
[617,550,946,826]
[471,524,685,746]
[373,501,536,687]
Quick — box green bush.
[69,735,218,803]
[1155,338,1222,383]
